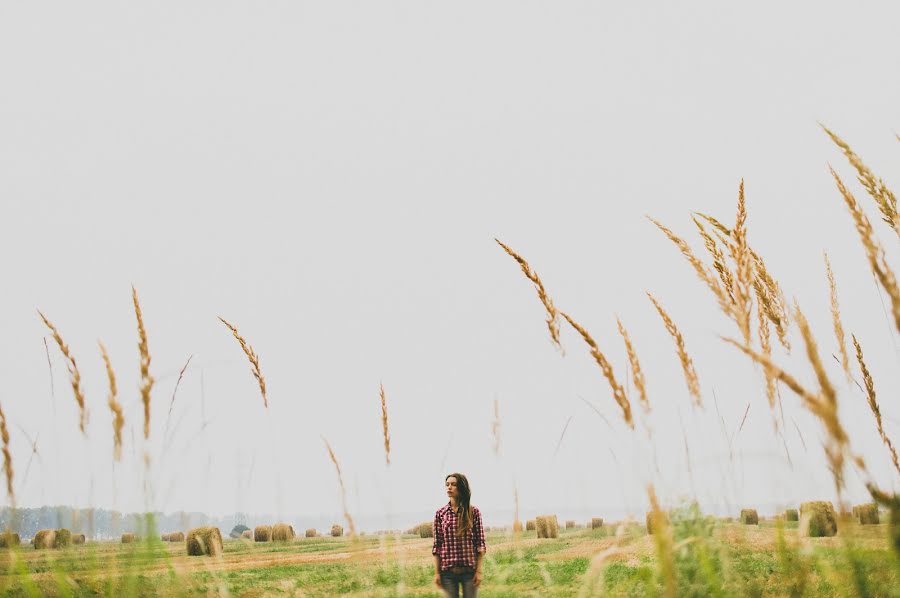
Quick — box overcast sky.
[1,1,898,529]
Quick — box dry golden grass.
[830,167,900,333]
[323,438,357,538]
[729,181,753,346]
[165,354,194,439]
[750,249,791,350]
[38,311,87,434]
[822,125,899,237]
[132,287,154,439]
[379,383,390,465]
[0,401,13,507]
[646,294,702,407]
[648,217,734,324]
[495,239,562,351]
[753,288,777,416]
[218,317,268,408]
[852,334,900,476]
[616,317,649,414]
[693,216,736,305]
[560,311,633,428]
[647,486,676,598]
[98,341,125,461]
[824,253,852,382]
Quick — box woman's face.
[445,476,458,500]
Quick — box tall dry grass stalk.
[616,317,649,414]
[42,337,55,399]
[218,317,268,408]
[693,217,736,305]
[830,167,900,333]
[323,438,356,538]
[647,486,676,598]
[560,312,633,428]
[824,254,852,383]
[0,401,14,508]
[754,285,778,417]
[38,311,87,435]
[730,181,754,346]
[132,287,154,439]
[852,334,900,476]
[649,217,734,324]
[491,399,501,456]
[822,125,899,237]
[495,239,562,351]
[165,355,194,437]
[751,249,791,350]
[647,294,702,407]
[379,383,390,465]
[98,341,125,461]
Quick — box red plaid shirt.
[431,503,487,571]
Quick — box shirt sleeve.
[431,510,443,556]
[472,507,486,553]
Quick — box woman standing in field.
[432,473,487,597]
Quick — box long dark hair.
[446,472,473,537]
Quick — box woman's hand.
[474,570,482,587]
[434,572,442,588]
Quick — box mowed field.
[1,518,897,597]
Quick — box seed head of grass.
[219,317,268,408]
[560,311,633,428]
[132,287,154,439]
[495,239,562,352]
[646,294,702,408]
[824,253,851,383]
[379,383,390,466]
[98,341,125,461]
[616,317,649,414]
[38,311,87,435]
[0,401,14,508]
[852,334,899,477]
[323,438,357,538]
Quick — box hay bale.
[167,531,184,542]
[33,529,56,549]
[254,525,272,542]
[53,529,72,549]
[526,519,535,531]
[272,523,296,542]
[785,509,799,522]
[855,503,880,525]
[304,528,317,538]
[186,527,223,557]
[414,522,433,538]
[800,501,837,537]
[565,520,575,529]
[160,533,169,541]
[536,515,559,539]
[331,524,343,537]
[241,530,253,540]
[591,517,603,529]
[512,520,523,533]
[72,534,86,545]
[740,509,759,525]
[121,533,137,544]
[0,532,20,548]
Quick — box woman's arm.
[472,508,486,586]
[431,511,443,587]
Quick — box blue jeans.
[440,569,477,597]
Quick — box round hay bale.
[800,501,837,537]
[186,526,223,557]
[0,532,20,548]
[167,531,184,542]
[241,530,253,540]
[565,520,575,529]
[785,509,799,522]
[740,509,759,525]
[160,533,169,542]
[254,525,272,542]
[525,520,535,531]
[272,523,296,542]
[72,534,86,545]
[855,503,879,525]
[331,524,343,537]
[304,528,317,538]
[53,529,72,549]
[591,517,604,529]
[536,515,559,539]
[33,530,56,549]
[121,533,137,544]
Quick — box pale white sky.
[1,1,898,529]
